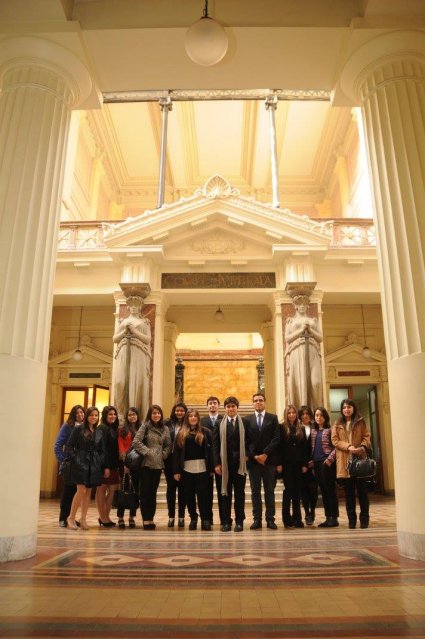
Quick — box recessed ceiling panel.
[107,102,158,177]
[280,102,330,176]
[195,101,244,178]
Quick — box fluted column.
[339,31,425,559]
[0,37,93,561]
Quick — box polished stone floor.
[1,496,425,638]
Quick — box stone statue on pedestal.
[284,286,323,410]
[112,289,151,421]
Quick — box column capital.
[0,35,100,109]
[334,30,425,106]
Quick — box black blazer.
[212,417,247,468]
[172,427,213,474]
[243,412,280,466]
[200,414,223,432]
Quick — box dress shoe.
[128,519,136,529]
[305,514,314,526]
[59,520,67,528]
[284,522,295,529]
[143,523,156,530]
[318,520,330,528]
[294,521,305,528]
[98,518,114,527]
[360,522,369,529]
[234,523,243,532]
[178,518,185,528]
[326,517,339,528]
[168,518,175,528]
[201,521,211,531]
[118,519,126,529]
[348,520,357,529]
[266,521,278,530]
[189,519,198,530]
[221,523,231,532]
[250,520,262,530]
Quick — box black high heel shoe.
[98,518,114,527]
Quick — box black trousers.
[181,470,210,522]
[314,461,339,519]
[214,474,225,524]
[117,462,138,518]
[139,467,162,521]
[164,463,186,519]
[59,483,77,522]
[281,462,303,525]
[216,467,246,525]
[248,462,277,522]
[341,477,369,524]
[301,468,318,517]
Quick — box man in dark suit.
[244,392,280,529]
[201,396,223,525]
[212,396,247,532]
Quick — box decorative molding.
[195,175,239,199]
[103,89,331,104]
[191,234,245,255]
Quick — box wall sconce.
[361,304,371,358]
[73,306,83,360]
[215,306,224,321]
[185,0,228,66]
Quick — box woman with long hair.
[65,407,106,530]
[116,407,141,529]
[54,404,85,527]
[164,402,187,527]
[96,405,120,527]
[132,405,171,530]
[298,405,318,526]
[173,409,213,531]
[277,405,309,528]
[332,398,371,529]
[311,407,339,528]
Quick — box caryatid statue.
[112,285,152,422]
[284,284,323,411]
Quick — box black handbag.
[113,475,139,511]
[58,459,73,484]
[125,447,144,471]
[347,454,376,479]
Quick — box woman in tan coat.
[331,399,371,529]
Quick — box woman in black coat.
[164,402,187,527]
[173,409,213,531]
[65,407,106,530]
[96,405,120,527]
[277,405,309,528]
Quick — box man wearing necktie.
[244,392,281,529]
[201,396,223,525]
[212,396,247,532]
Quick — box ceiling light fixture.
[73,306,84,361]
[185,0,228,66]
[360,304,371,358]
[215,306,224,321]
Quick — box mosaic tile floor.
[1,496,425,638]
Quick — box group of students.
[54,393,372,531]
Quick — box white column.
[150,292,169,407]
[260,321,276,412]
[339,31,425,560]
[271,292,286,420]
[0,37,94,561]
[163,322,179,417]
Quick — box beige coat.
[331,416,371,479]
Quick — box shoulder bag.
[347,451,376,479]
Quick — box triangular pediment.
[49,345,112,367]
[104,176,332,251]
[325,342,386,365]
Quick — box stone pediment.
[49,345,112,367]
[104,176,332,251]
[325,342,386,365]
